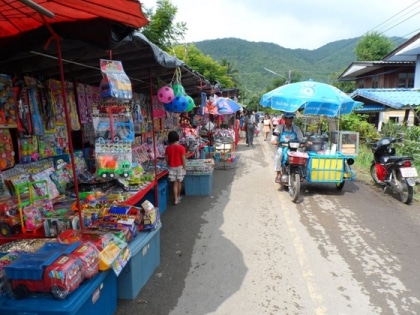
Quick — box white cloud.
[141,0,420,49]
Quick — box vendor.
[271,112,308,183]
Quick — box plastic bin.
[139,180,168,215]
[307,153,345,182]
[0,270,117,315]
[184,173,213,196]
[117,224,161,300]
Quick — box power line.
[368,0,420,34]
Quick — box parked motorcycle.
[370,137,418,204]
[279,139,309,202]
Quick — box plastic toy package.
[99,59,132,100]
[95,140,133,179]
[93,114,134,142]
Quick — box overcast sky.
[140,0,420,50]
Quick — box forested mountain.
[194,36,404,93]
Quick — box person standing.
[239,111,245,142]
[234,112,240,146]
[245,110,256,147]
[262,113,272,141]
[271,114,280,131]
[165,131,187,205]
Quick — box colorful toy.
[157,86,174,103]
[0,200,20,236]
[4,252,84,300]
[96,155,132,178]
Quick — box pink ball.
[157,86,174,103]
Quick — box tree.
[141,0,187,51]
[220,58,240,87]
[172,44,234,88]
[329,70,355,93]
[354,32,395,61]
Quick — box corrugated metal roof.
[354,104,387,113]
[384,33,420,62]
[350,88,420,109]
[337,61,415,81]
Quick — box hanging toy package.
[99,59,132,100]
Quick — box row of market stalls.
[0,2,223,314]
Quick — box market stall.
[0,1,213,312]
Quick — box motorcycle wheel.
[397,177,414,205]
[370,163,385,186]
[289,173,300,202]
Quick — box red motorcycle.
[279,139,309,202]
[370,137,418,204]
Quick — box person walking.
[262,113,272,141]
[165,131,187,205]
[245,110,256,147]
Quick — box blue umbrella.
[215,97,242,114]
[259,80,363,117]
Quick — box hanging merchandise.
[85,84,99,120]
[0,74,18,127]
[65,82,81,131]
[35,83,54,132]
[95,140,133,179]
[76,83,89,124]
[185,95,195,112]
[25,77,44,136]
[47,79,66,126]
[0,129,15,169]
[14,84,32,134]
[172,83,185,97]
[172,95,189,112]
[157,86,174,104]
[99,59,132,100]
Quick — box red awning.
[0,0,149,38]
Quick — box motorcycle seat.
[385,156,412,163]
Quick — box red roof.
[0,0,149,38]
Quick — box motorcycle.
[370,137,418,204]
[279,139,309,202]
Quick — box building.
[338,33,420,130]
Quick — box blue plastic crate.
[0,270,117,315]
[117,224,161,300]
[184,173,213,196]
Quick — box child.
[165,131,187,205]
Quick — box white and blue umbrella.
[215,97,242,115]
[259,80,363,117]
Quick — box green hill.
[193,36,403,93]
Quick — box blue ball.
[172,95,189,112]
